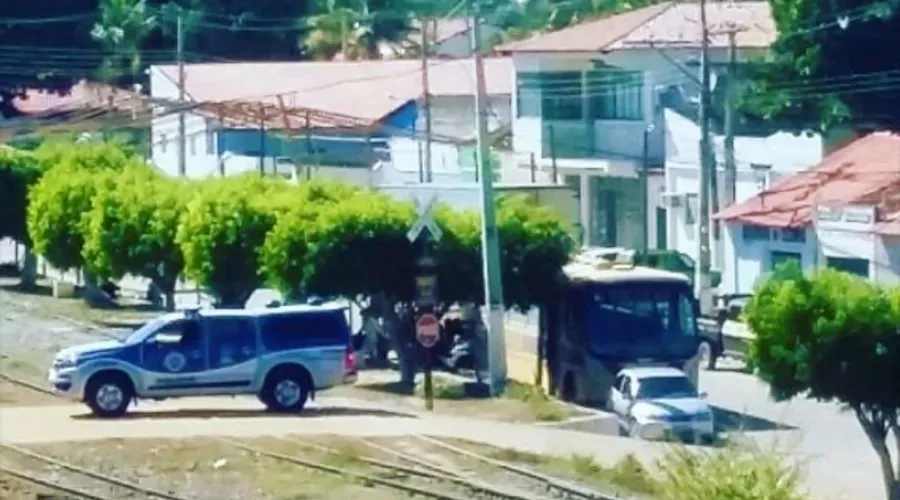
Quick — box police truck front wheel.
[261,369,310,413]
[85,373,133,418]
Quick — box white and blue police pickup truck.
[47,303,358,417]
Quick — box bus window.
[586,285,695,347]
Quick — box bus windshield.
[585,283,697,358]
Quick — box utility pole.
[697,0,714,314]
[470,0,507,395]
[176,15,187,177]
[723,29,737,208]
[420,18,433,183]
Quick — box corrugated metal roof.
[153,58,513,123]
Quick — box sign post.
[407,198,442,411]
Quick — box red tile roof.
[497,1,775,53]
[714,132,900,230]
[154,58,513,124]
[10,81,140,116]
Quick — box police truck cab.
[47,303,357,417]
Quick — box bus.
[505,248,702,407]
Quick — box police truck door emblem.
[163,351,187,372]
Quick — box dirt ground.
[0,434,658,500]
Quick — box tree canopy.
[26,139,143,271]
[82,165,187,307]
[745,262,900,500]
[175,174,292,307]
[0,147,44,244]
[744,0,900,131]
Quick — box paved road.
[700,365,885,500]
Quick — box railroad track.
[280,436,549,500]
[220,437,552,500]
[0,352,55,396]
[0,442,191,500]
[413,436,624,500]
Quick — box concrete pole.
[176,15,187,177]
[697,0,714,314]
[470,0,507,395]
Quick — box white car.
[608,366,715,443]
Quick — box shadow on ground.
[712,405,796,432]
[70,405,414,421]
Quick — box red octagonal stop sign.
[416,313,441,348]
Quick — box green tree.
[744,1,900,131]
[176,174,292,307]
[496,194,574,311]
[0,147,44,245]
[745,262,900,500]
[82,166,187,310]
[258,179,363,300]
[302,0,413,60]
[26,140,141,272]
[300,190,416,299]
[92,0,157,82]
[0,147,45,286]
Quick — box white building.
[663,109,824,272]
[714,132,900,294]
[147,58,513,181]
[497,1,776,250]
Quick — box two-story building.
[148,58,512,180]
[714,132,900,294]
[497,1,775,250]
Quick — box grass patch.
[334,372,577,424]
[16,437,406,500]
[453,439,657,496]
[501,380,569,422]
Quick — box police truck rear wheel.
[261,370,309,413]
[85,374,133,418]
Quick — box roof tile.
[498,1,774,53]
[714,132,900,229]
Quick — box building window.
[540,72,583,120]
[770,251,801,270]
[189,135,196,155]
[516,73,542,118]
[779,227,806,243]
[742,224,770,242]
[205,128,215,155]
[826,257,870,278]
[587,69,643,120]
[159,133,168,153]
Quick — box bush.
[655,443,808,500]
